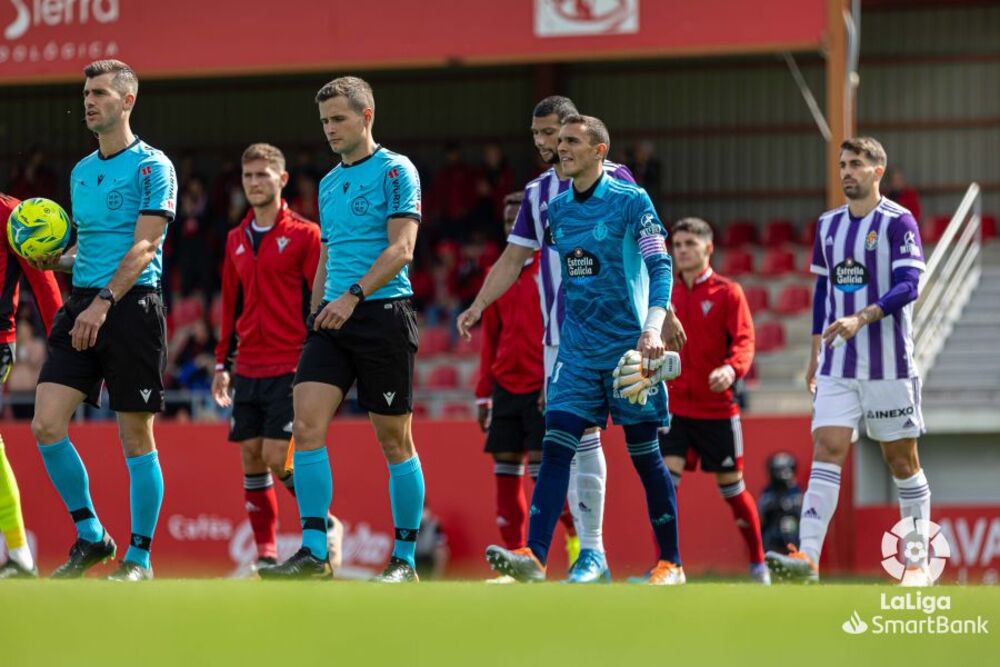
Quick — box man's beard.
[543,150,559,165]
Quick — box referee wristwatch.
[97,287,116,307]
[348,283,366,303]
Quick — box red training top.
[668,267,755,419]
[476,255,545,398]
[0,194,63,343]
[215,201,320,378]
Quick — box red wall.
[4,416,849,579]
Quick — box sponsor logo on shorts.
[832,258,869,293]
[283,421,293,433]
[720,456,735,468]
[565,247,600,278]
[139,388,152,403]
[383,391,396,406]
[803,507,820,519]
[866,406,915,420]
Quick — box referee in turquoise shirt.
[31,60,176,582]
[260,76,425,582]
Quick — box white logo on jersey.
[383,392,396,406]
[139,389,153,403]
[277,236,290,253]
[825,236,835,246]
[235,244,246,256]
[701,301,713,316]
[899,231,920,256]
[540,202,549,212]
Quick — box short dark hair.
[533,96,578,121]
[841,137,887,167]
[672,217,714,242]
[84,59,138,96]
[315,76,375,113]
[241,143,286,171]
[561,114,610,149]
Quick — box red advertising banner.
[0,1,827,84]
[0,416,849,580]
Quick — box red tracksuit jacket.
[215,202,320,378]
[0,194,63,342]
[476,256,545,398]
[668,268,755,419]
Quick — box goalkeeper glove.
[612,349,681,405]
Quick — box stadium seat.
[980,213,997,242]
[722,220,758,248]
[774,283,812,315]
[172,296,204,329]
[452,328,482,357]
[799,221,817,248]
[425,364,460,389]
[924,215,951,244]
[441,401,473,419]
[759,248,797,277]
[755,321,786,353]
[762,219,796,246]
[720,249,754,276]
[419,326,451,357]
[743,285,770,315]
[411,402,430,418]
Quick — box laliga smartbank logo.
[881,517,950,584]
[840,518,990,636]
[4,0,119,41]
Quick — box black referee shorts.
[658,414,745,472]
[294,298,418,415]
[229,373,295,442]
[38,287,166,412]
[484,385,544,454]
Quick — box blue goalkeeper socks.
[526,410,587,565]
[125,450,164,569]
[293,447,333,560]
[38,437,104,543]
[388,455,425,567]
[625,423,681,565]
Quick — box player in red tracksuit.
[210,144,341,574]
[0,192,63,577]
[657,217,769,584]
[476,193,576,579]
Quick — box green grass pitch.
[2,581,996,666]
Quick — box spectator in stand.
[6,317,49,420]
[7,145,59,201]
[758,452,802,555]
[289,171,320,222]
[429,142,477,242]
[885,167,922,224]
[628,140,663,211]
[472,142,514,241]
[173,177,217,298]
[452,231,493,309]
[167,317,217,392]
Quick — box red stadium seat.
[722,220,759,248]
[743,285,770,315]
[762,219,796,246]
[452,328,482,357]
[419,326,451,357]
[980,213,997,242]
[720,249,754,277]
[774,283,812,315]
[755,321,786,353]
[425,364,460,389]
[924,215,951,244]
[760,248,797,277]
[441,401,473,419]
[799,221,817,248]
[172,296,203,329]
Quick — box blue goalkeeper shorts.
[546,356,670,428]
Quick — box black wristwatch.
[348,283,365,303]
[97,287,116,306]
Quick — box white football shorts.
[812,375,925,442]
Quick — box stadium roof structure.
[0,0,858,207]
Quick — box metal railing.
[913,183,982,375]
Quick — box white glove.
[612,349,681,405]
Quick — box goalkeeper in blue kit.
[485,115,685,584]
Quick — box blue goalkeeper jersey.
[318,146,422,302]
[547,173,672,369]
[70,137,176,289]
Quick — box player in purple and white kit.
[458,96,684,582]
[767,138,933,585]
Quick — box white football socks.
[574,431,607,553]
[798,461,841,566]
